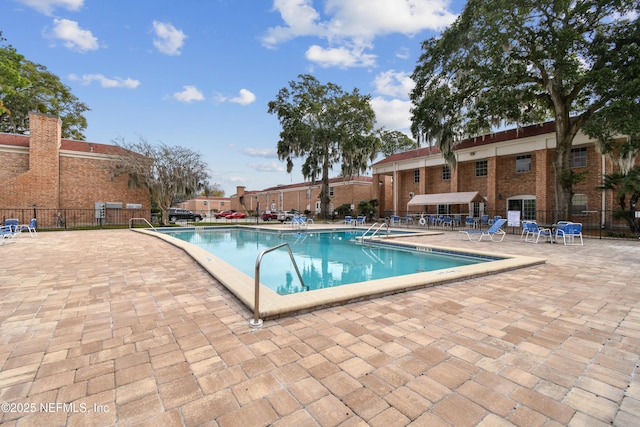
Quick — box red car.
[225,212,247,219]
[214,210,233,219]
[261,211,278,221]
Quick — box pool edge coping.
[134,227,546,320]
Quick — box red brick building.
[0,112,150,226]
[230,175,383,217]
[372,121,638,227]
[176,196,231,219]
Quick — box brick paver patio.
[0,228,639,426]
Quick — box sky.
[2,0,465,196]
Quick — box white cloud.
[243,147,278,158]
[373,70,415,99]
[68,73,140,88]
[229,89,256,105]
[217,89,257,106]
[152,21,186,56]
[16,0,83,15]
[305,45,376,68]
[170,85,204,103]
[370,97,412,130]
[247,161,286,173]
[262,0,324,47]
[50,18,98,52]
[263,0,458,68]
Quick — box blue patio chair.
[459,218,508,242]
[554,221,571,241]
[390,215,401,225]
[355,215,366,226]
[1,225,18,245]
[556,222,583,246]
[524,222,554,243]
[441,216,453,228]
[429,215,437,226]
[453,215,461,227]
[520,221,537,240]
[344,215,353,225]
[465,216,476,228]
[4,219,19,232]
[480,215,490,227]
[19,218,37,237]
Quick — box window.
[329,187,334,197]
[516,155,531,173]
[475,160,488,177]
[414,169,420,183]
[306,189,311,199]
[442,165,451,180]
[570,147,587,168]
[507,197,537,221]
[437,204,451,215]
[571,194,587,215]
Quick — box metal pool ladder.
[360,222,389,244]
[251,242,304,328]
[129,218,156,230]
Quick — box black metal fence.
[2,207,638,239]
[1,208,151,230]
[398,209,640,239]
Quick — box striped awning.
[407,191,486,206]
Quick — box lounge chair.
[556,222,583,245]
[1,225,18,245]
[19,218,37,237]
[355,216,366,226]
[344,216,353,225]
[390,215,401,225]
[292,216,307,230]
[459,218,507,242]
[524,222,553,243]
[4,219,19,232]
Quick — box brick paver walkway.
[0,229,639,426]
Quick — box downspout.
[393,163,398,215]
[601,154,606,229]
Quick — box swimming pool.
[139,226,545,320]
[162,228,492,294]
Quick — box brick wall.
[0,112,150,215]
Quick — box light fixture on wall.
[498,193,503,201]
[409,192,414,199]
[470,151,476,156]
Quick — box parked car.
[261,211,279,221]
[168,208,202,223]
[214,210,233,219]
[225,211,247,219]
[277,211,297,222]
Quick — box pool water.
[163,229,488,295]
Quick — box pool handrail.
[361,222,390,244]
[129,217,156,230]
[252,242,304,328]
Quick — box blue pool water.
[161,228,490,295]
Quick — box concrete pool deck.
[1,227,639,426]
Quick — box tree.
[268,74,380,218]
[378,129,418,157]
[111,138,210,225]
[0,34,89,139]
[200,183,225,197]
[410,0,640,218]
[600,166,640,233]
